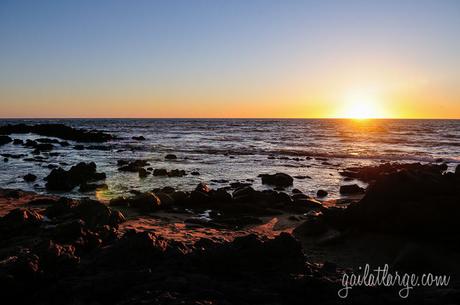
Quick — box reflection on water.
[0,119,459,200]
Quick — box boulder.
[153,168,168,176]
[23,173,37,182]
[317,189,328,197]
[165,154,177,160]
[0,135,12,146]
[260,173,294,188]
[130,192,162,211]
[138,168,149,178]
[45,162,106,191]
[339,184,365,195]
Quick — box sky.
[1,0,459,118]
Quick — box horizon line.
[1,117,460,120]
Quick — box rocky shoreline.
[1,124,460,304]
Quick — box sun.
[341,89,384,119]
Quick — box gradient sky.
[1,0,459,118]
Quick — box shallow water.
[1,119,459,200]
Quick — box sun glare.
[341,89,384,119]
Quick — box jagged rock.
[165,154,177,160]
[45,162,106,191]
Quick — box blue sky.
[1,0,459,118]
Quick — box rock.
[153,168,168,176]
[130,192,162,211]
[210,188,232,203]
[456,164,460,176]
[0,135,12,146]
[79,183,108,192]
[74,145,85,150]
[260,173,294,188]
[27,198,57,206]
[190,171,200,176]
[317,189,328,197]
[0,123,113,142]
[12,139,23,145]
[165,154,177,160]
[109,196,129,207]
[3,208,43,224]
[138,168,149,178]
[4,158,8,162]
[168,169,186,177]
[75,199,125,227]
[132,136,146,141]
[230,181,252,189]
[196,233,305,274]
[195,182,211,193]
[45,162,106,191]
[339,184,365,195]
[118,159,149,172]
[155,192,174,207]
[23,173,37,182]
[232,186,256,202]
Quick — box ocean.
[1,119,459,200]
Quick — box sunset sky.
[1,0,459,118]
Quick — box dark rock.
[260,173,294,188]
[165,154,177,160]
[79,182,108,192]
[118,159,149,172]
[0,123,113,142]
[4,158,8,162]
[109,196,129,207]
[45,162,106,191]
[317,189,328,197]
[138,168,149,178]
[0,135,12,145]
[230,181,252,189]
[27,198,57,206]
[190,171,200,176]
[74,145,84,150]
[196,233,305,274]
[75,199,125,227]
[168,169,186,177]
[130,192,162,211]
[195,182,211,193]
[12,139,23,145]
[132,136,146,141]
[23,173,37,182]
[339,184,365,195]
[153,168,168,176]
[232,186,256,202]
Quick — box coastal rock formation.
[45,162,106,191]
[0,135,13,146]
[0,123,113,142]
